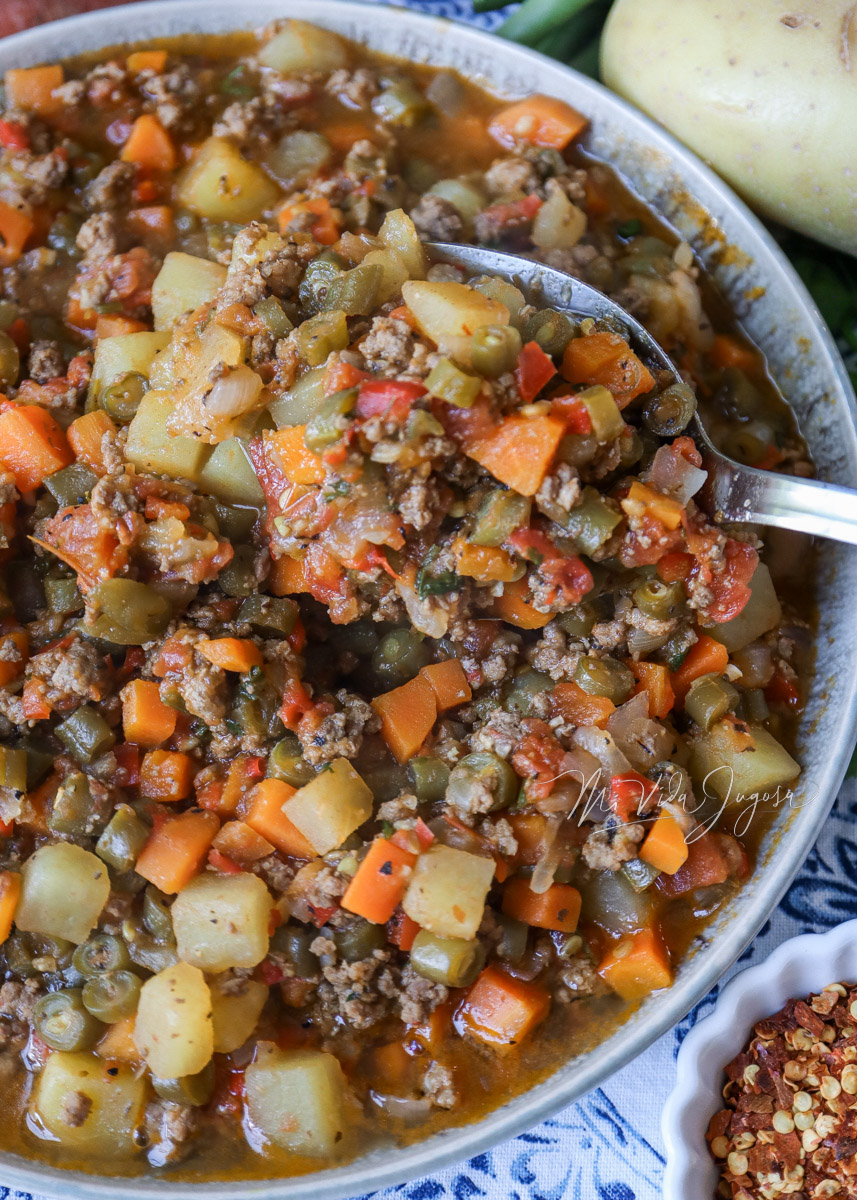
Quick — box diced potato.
[210,975,268,1053]
[402,844,495,940]
[197,436,265,506]
[15,843,109,945]
[126,392,212,483]
[89,331,170,401]
[165,323,263,445]
[378,209,427,280]
[283,759,373,856]
[172,872,272,972]
[258,20,348,74]
[472,276,528,330]
[33,1052,146,1156]
[709,563,782,653]
[362,248,410,304]
[427,178,486,224]
[134,962,213,1079]
[690,716,800,803]
[151,252,227,331]
[178,137,281,223]
[245,1042,349,1157]
[531,186,587,250]
[401,280,509,368]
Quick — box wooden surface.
[0,0,143,38]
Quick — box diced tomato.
[414,817,435,850]
[608,772,658,822]
[356,379,427,422]
[507,526,593,606]
[259,959,285,986]
[279,677,315,730]
[114,743,141,787]
[0,819,13,837]
[0,120,30,151]
[207,849,243,874]
[323,359,369,395]
[552,392,593,435]
[516,341,557,403]
[478,193,542,232]
[765,669,800,709]
[387,909,420,952]
[287,615,306,655]
[307,903,339,928]
[703,538,759,623]
[657,552,694,583]
[511,730,566,802]
[656,830,739,897]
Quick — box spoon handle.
[702,457,857,546]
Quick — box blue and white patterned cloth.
[6,3,855,1200]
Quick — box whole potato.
[601,0,857,254]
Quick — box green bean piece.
[298,250,347,314]
[82,969,142,1022]
[557,600,598,639]
[717,366,763,420]
[142,887,174,943]
[0,746,27,793]
[373,79,430,127]
[254,295,293,339]
[470,325,523,379]
[621,858,661,893]
[213,501,259,541]
[642,382,697,437]
[372,628,429,687]
[618,428,644,469]
[101,371,148,424]
[574,655,635,704]
[95,804,151,873]
[7,560,45,622]
[522,309,576,357]
[238,594,298,637]
[73,933,131,978]
[558,432,599,469]
[267,737,316,788]
[685,673,739,730]
[503,669,553,716]
[633,577,685,620]
[217,544,258,598]
[408,755,451,803]
[44,576,84,616]
[657,628,696,672]
[425,357,483,408]
[34,989,104,1052]
[722,428,771,466]
[495,914,529,963]
[152,1061,215,1108]
[446,751,519,813]
[409,930,486,987]
[304,388,357,455]
[270,923,319,978]
[334,919,387,960]
[230,669,283,742]
[0,299,18,330]
[84,578,172,645]
[44,463,100,508]
[296,309,349,367]
[55,707,116,765]
[48,772,96,836]
[0,330,20,389]
[562,487,622,554]
[321,264,382,317]
[648,760,692,805]
[21,738,54,789]
[744,688,770,723]
[471,489,531,547]
[405,408,445,441]
[122,922,178,974]
[577,384,625,442]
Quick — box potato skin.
[601,0,857,254]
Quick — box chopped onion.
[646,443,708,505]
[571,725,634,779]
[530,815,564,895]
[369,1092,433,1123]
[395,578,449,639]
[626,624,670,656]
[205,365,263,417]
[608,694,675,773]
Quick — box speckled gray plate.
[1,3,855,1197]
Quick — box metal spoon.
[428,241,857,546]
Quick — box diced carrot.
[126,50,168,74]
[372,675,437,764]
[218,754,265,817]
[506,812,552,866]
[211,819,274,866]
[493,577,551,630]
[640,813,688,875]
[0,201,35,267]
[150,635,193,679]
[516,341,557,404]
[323,359,368,395]
[622,481,684,531]
[466,413,565,497]
[501,877,581,933]
[21,677,51,721]
[584,174,612,218]
[551,678,615,728]
[371,1040,412,1086]
[452,537,520,584]
[629,660,675,719]
[94,314,148,339]
[121,679,177,747]
[278,197,342,245]
[321,120,374,153]
[0,404,73,492]
[710,333,758,374]
[245,778,315,858]
[267,425,325,486]
[95,1014,140,1063]
[455,965,551,1048]
[671,633,729,703]
[127,205,175,241]
[0,629,27,687]
[561,331,655,405]
[419,659,472,712]
[65,294,98,333]
[598,927,673,1001]
[4,65,64,116]
[386,909,420,952]
[489,95,588,151]
[409,999,454,1048]
[120,114,177,172]
[197,637,263,673]
[342,837,417,925]
[0,870,21,944]
[135,809,220,894]
[139,750,194,802]
[269,555,308,598]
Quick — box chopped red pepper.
[279,677,315,730]
[114,743,141,787]
[0,120,30,151]
[259,959,285,986]
[765,670,801,709]
[657,552,695,583]
[608,772,658,822]
[552,392,593,435]
[387,909,421,952]
[516,341,558,403]
[207,849,243,874]
[356,379,427,422]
